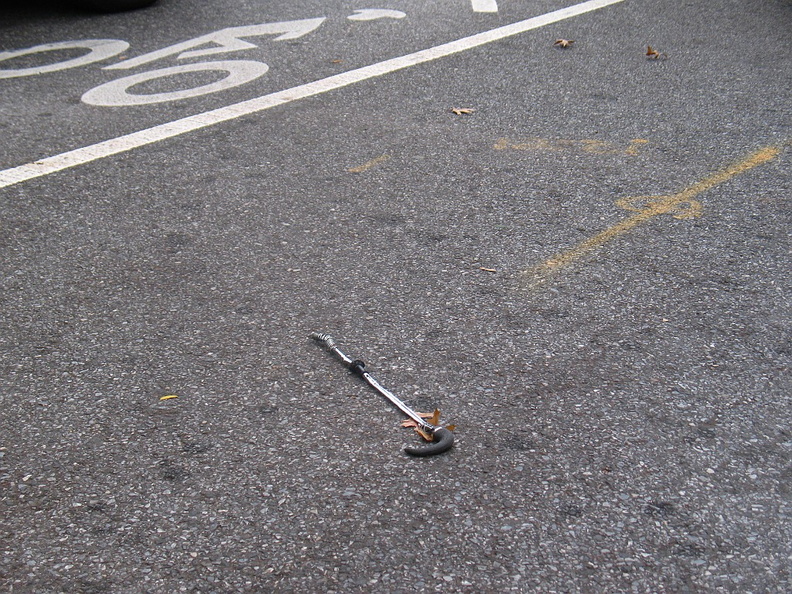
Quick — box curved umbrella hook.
[404,427,454,457]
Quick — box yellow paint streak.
[494,137,649,156]
[625,139,649,156]
[347,154,390,173]
[526,146,781,284]
[616,194,703,220]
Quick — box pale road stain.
[347,154,390,173]
[625,139,649,156]
[494,137,649,156]
[524,146,782,286]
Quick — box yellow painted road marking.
[347,154,390,173]
[615,193,703,220]
[624,139,649,156]
[525,146,781,284]
[494,137,649,156]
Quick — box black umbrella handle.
[404,427,454,457]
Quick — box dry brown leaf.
[554,39,575,48]
[411,423,456,440]
[415,427,434,442]
[433,409,445,425]
[451,108,475,115]
[400,409,440,428]
[401,409,455,441]
[404,423,431,440]
[401,421,435,441]
[646,46,666,60]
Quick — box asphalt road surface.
[1,0,790,592]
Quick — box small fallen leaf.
[554,39,575,48]
[415,427,434,442]
[401,409,440,429]
[426,408,441,426]
[331,59,343,64]
[401,409,454,441]
[646,45,667,60]
[451,108,475,115]
[479,267,497,273]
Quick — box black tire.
[78,0,157,12]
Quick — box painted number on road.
[82,60,270,106]
[0,4,501,106]
[0,40,129,78]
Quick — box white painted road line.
[0,0,626,190]
[471,0,499,13]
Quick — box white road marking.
[347,9,407,21]
[0,0,626,190]
[105,18,326,70]
[82,60,270,106]
[0,40,129,79]
[471,0,499,13]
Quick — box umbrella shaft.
[359,370,434,431]
[310,333,435,432]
